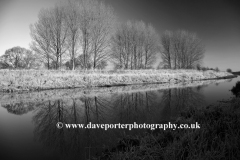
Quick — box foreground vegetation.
[0,69,235,92]
[97,95,240,160]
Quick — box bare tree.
[0,47,24,69]
[30,4,69,70]
[74,0,116,69]
[111,21,159,69]
[160,30,205,69]
[48,4,69,69]
[64,0,81,70]
[22,50,41,69]
[71,0,101,69]
[143,24,159,69]
[0,46,39,69]
[30,0,116,70]
[161,31,172,69]
[89,1,116,69]
[30,9,53,69]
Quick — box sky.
[0,0,239,71]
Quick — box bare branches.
[76,0,116,69]
[30,4,69,70]
[0,46,40,69]
[29,0,205,71]
[30,0,116,70]
[160,30,205,69]
[111,21,159,69]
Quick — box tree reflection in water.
[160,87,206,122]
[1,86,206,159]
[2,102,35,115]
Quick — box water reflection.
[31,93,164,159]
[0,78,235,159]
[1,102,36,115]
[160,87,205,122]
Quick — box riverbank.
[97,96,240,159]
[0,69,235,92]
[232,71,240,76]
[0,78,230,105]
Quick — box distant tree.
[196,64,201,70]
[201,67,207,71]
[160,30,205,69]
[215,67,219,72]
[226,68,232,73]
[0,56,8,69]
[0,46,38,69]
[23,50,42,69]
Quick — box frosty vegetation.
[0,69,234,92]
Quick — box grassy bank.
[97,97,240,160]
[0,79,229,105]
[0,69,235,92]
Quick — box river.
[0,76,239,160]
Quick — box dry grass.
[0,69,234,92]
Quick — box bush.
[231,81,240,97]
[226,68,232,73]
[196,64,201,71]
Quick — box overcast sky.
[0,0,239,71]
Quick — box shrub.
[231,81,240,97]
[226,68,232,73]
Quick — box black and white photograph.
[0,0,240,159]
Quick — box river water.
[0,76,239,160]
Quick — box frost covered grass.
[0,69,235,92]
[0,79,229,105]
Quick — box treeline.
[111,21,159,69]
[0,46,40,69]
[0,0,205,70]
[161,30,205,69]
[30,0,116,70]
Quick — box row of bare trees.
[30,0,116,70]
[111,21,159,69]
[0,46,40,69]
[160,30,205,69]
[0,0,205,70]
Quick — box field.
[0,69,235,92]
